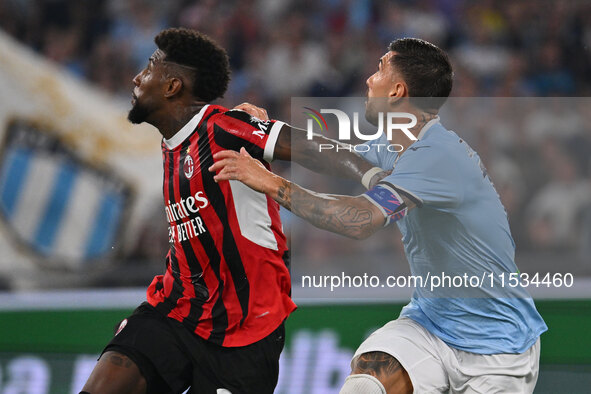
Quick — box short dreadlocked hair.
[155,27,230,102]
[388,38,453,110]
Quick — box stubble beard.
[365,98,382,127]
[127,101,151,124]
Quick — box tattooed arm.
[272,178,385,240]
[208,148,408,240]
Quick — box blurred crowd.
[2,0,590,101]
[0,0,590,278]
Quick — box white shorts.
[353,318,540,394]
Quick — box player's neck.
[156,102,207,140]
[389,108,438,150]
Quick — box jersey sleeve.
[380,145,464,209]
[356,133,390,168]
[212,110,286,162]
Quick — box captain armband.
[363,184,407,225]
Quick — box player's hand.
[209,148,272,194]
[233,102,269,121]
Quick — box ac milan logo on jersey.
[184,154,194,179]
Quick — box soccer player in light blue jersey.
[210,38,547,394]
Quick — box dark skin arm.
[209,148,416,240]
[82,351,147,394]
[234,102,389,187]
[274,125,383,183]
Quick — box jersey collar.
[163,104,210,150]
[416,115,440,140]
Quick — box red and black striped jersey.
[146,104,296,347]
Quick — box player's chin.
[127,104,148,124]
[365,106,379,126]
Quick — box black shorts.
[102,302,285,394]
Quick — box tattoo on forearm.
[353,351,402,377]
[276,180,292,209]
[273,179,375,238]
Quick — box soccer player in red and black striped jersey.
[81,28,382,394]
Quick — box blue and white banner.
[0,121,130,264]
[0,30,162,285]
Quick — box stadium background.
[0,0,590,392]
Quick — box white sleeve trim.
[263,121,285,162]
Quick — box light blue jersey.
[361,119,547,354]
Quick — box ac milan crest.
[184,154,194,179]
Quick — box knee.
[350,351,413,394]
[82,351,147,394]
[340,374,386,393]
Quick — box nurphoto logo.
[303,107,418,153]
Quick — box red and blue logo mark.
[303,107,328,133]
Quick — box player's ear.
[388,81,407,106]
[164,77,183,98]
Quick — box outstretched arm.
[273,124,377,180]
[209,148,415,240]
[233,102,389,188]
[267,176,383,240]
